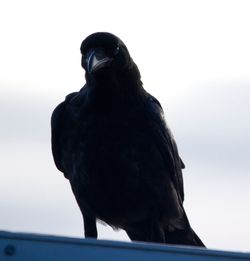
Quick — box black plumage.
[51,32,204,246]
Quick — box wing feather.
[146,95,185,202]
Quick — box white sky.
[0,0,250,252]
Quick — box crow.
[51,32,205,247]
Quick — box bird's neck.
[86,67,143,99]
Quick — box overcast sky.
[0,0,250,252]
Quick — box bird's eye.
[113,46,119,55]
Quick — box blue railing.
[0,231,249,260]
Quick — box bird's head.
[80,32,141,86]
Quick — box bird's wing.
[51,92,78,175]
[146,95,185,202]
[51,101,66,173]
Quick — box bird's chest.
[66,108,167,221]
[80,112,143,162]
[69,110,148,185]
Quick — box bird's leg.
[125,221,165,244]
[149,223,165,243]
[70,186,98,238]
[83,215,97,238]
[125,229,147,242]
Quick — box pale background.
[0,0,250,252]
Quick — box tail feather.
[165,227,205,247]
[192,228,205,247]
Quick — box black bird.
[51,32,205,247]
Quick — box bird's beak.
[86,49,113,74]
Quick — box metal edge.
[1,231,249,259]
